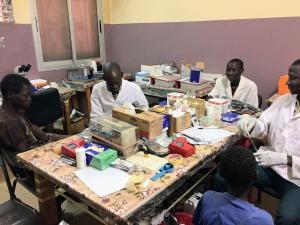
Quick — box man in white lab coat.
[208,59,259,108]
[237,59,300,225]
[90,62,148,118]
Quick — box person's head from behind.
[103,62,122,96]
[0,74,32,110]
[220,146,256,196]
[287,59,300,96]
[226,58,244,83]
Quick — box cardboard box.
[170,112,191,133]
[112,107,163,140]
[186,97,206,119]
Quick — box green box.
[90,149,118,171]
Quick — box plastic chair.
[278,75,289,95]
[0,148,41,225]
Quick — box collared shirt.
[193,191,273,225]
[209,75,259,108]
[252,93,300,186]
[90,79,148,118]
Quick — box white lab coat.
[90,79,148,118]
[209,75,258,108]
[251,93,300,187]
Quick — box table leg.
[72,94,79,110]
[85,87,92,120]
[35,173,59,225]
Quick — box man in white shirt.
[208,59,259,108]
[236,59,300,225]
[90,62,148,118]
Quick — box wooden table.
[56,86,76,102]
[137,83,213,99]
[17,124,239,225]
[65,79,103,119]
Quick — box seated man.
[193,146,273,225]
[237,59,300,225]
[208,58,258,108]
[90,62,148,118]
[0,74,66,177]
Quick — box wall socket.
[0,36,5,48]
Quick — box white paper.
[74,167,129,197]
[181,127,234,144]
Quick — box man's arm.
[251,97,281,138]
[246,84,259,108]
[134,86,149,108]
[90,86,104,118]
[207,77,223,99]
[0,120,29,153]
[30,124,68,142]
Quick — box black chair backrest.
[0,149,16,199]
[25,88,63,126]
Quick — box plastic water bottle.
[91,60,97,72]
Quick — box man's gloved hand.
[254,149,287,167]
[237,116,257,137]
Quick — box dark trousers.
[214,166,300,225]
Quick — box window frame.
[30,0,106,72]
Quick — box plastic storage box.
[89,116,138,151]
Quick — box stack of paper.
[74,167,129,197]
[180,127,234,144]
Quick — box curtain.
[36,0,72,62]
[71,0,100,60]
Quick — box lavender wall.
[104,17,300,100]
[0,23,67,81]
[1,17,300,101]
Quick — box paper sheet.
[74,167,129,197]
[181,127,234,144]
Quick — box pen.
[182,134,203,142]
[198,126,218,129]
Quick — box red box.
[168,137,195,158]
[61,138,85,159]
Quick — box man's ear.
[6,90,15,100]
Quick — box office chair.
[25,88,63,130]
[0,148,41,225]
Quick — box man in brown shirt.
[0,74,66,176]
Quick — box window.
[30,0,105,71]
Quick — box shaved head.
[103,62,123,96]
